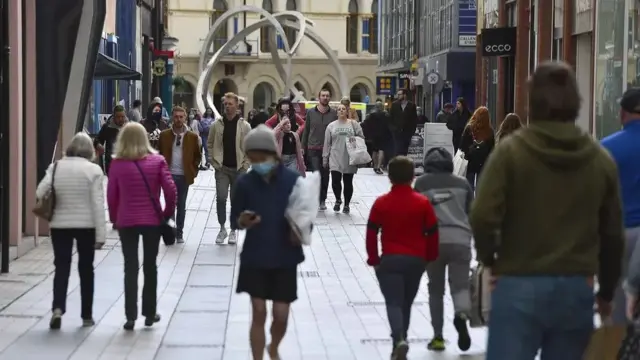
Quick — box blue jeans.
[171,175,189,237]
[306,149,328,202]
[201,134,209,164]
[487,276,594,360]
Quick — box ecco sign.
[481,27,517,57]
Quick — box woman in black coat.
[447,97,472,153]
[362,103,391,174]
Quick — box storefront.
[480,26,517,127]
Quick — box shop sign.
[481,27,517,57]
[376,76,397,96]
[459,35,477,47]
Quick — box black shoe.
[454,314,471,351]
[333,200,342,212]
[123,320,135,331]
[374,168,384,175]
[49,309,62,330]
[144,314,161,327]
[342,205,350,214]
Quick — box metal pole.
[1,0,10,273]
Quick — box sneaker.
[144,314,161,327]
[391,340,409,360]
[454,313,471,351]
[374,168,384,175]
[82,318,95,327]
[342,205,350,214]
[176,232,185,244]
[216,228,228,244]
[333,200,342,212]
[49,308,62,330]
[266,343,281,360]
[319,201,327,211]
[227,230,237,245]
[427,336,446,351]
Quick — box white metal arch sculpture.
[196,6,349,116]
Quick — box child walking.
[366,156,440,360]
[414,147,474,352]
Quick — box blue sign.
[376,76,397,96]
[459,0,477,36]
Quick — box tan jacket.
[206,117,252,171]
[158,128,202,185]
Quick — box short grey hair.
[65,132,95,160]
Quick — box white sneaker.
[215,228,228,244]
[227,230,237,245]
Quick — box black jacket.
[459,126,495,171]
[447,109,472,139]
[250,111,269,128]
[389,100,418,133]
[362,111,391,146]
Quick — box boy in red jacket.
[366,156,439,360]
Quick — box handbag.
[347,120,372,166]
[33,162,59,221]
[469,263,491,328]
[453,150,468,177]
[133,161,176,246]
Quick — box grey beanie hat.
[243,124,278,154]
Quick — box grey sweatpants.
[214,166,245,228]
[426,243,472,337]
[376,255,426,343]
[612,226,640,325]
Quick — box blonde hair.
[65,132,95,160]
[113,122,157,160]
[224,92,239,103]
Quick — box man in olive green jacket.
[470,61,625,360]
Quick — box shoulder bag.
[33,162,59,221]
[133,161,176,245]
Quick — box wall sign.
[481,27,517,57]
[459,35,477,47]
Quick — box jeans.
[119,226,161,321]
[426,244,472,336]
[171,174,189,237]
[306,149,329,203]
[282,154,297,172]
[201,134,210,164]
[486,276,594,360]
[214,166,244,228]
[51,228,96,319]
[375,255,426,343]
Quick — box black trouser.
[51,228,96,319]
[375,255,426,343]
[171,175,189,237]
[119,226,161,320]
[331,171,354,205]
[307,149,329,202]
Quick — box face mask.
[252,161,276,175]
[152,112,161,121]
[189,114,194,120]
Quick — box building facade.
[377,0,476,121]
[168,0,379,112]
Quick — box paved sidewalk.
[0,169,486,360]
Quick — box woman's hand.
[238,210,261,229]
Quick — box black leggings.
[331,171,354,205]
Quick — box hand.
[596,295,613,319]
[323,161,329,169]
[96,144,105,155]
[626,293,638,321]
[238,210,261,229]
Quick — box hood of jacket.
[514,121,600,170]
[423,147,454,173]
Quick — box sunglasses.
[175,135,182,146]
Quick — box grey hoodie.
[414,147,473,246]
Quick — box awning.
[94,53,142,81]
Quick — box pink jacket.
[265,113,305,136]
[274,122,306,177]
[107,154,177,228]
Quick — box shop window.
[260,0,273,53]
[346,0,359,54]
[369,0,379,54]
[210,0,228,52]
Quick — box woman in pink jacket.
[274,116,306,176]
[107,122,177,331]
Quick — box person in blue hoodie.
[601,87,640,325]
[414,147,474,353]
[231,124,304,360]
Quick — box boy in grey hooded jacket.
[414,147,473,352]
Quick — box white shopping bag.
[285,172,320,245]
[346,137,372,166]
[469,264,491,328]
[453,150,468,177]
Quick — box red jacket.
[366,185,439,265]
[265,113,305,136]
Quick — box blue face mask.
[252,161,276,175]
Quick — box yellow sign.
[303,101,366,112]
[380,78,392,90]
[152,58,166,77]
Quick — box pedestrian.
[273,116,306,176]
[389,89,418,156]
[141,102,169,149]
[158,106,202,243]
[341,96,360,122]
[107,122,177,331]
[495,112,523,143]
[36,132,106,330]
[127,99,143,122]
[322,103,365,214]
[207,92,251,245]
[199,107,215,169]
[416,106,428,124]
[435,103,454,124]
[301,88,337,211]
[470,61,625,359]
[414,147,473,352]
[366,156,439,360]
[151,96,170,120]
[446,98,472,153]
[265,97,305,135]
[231,124,305,360]
[362,100,391,174]
[95,105,128,175]
[251,107,270,128]
[458,106,494,190]
[601,87,640,326]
